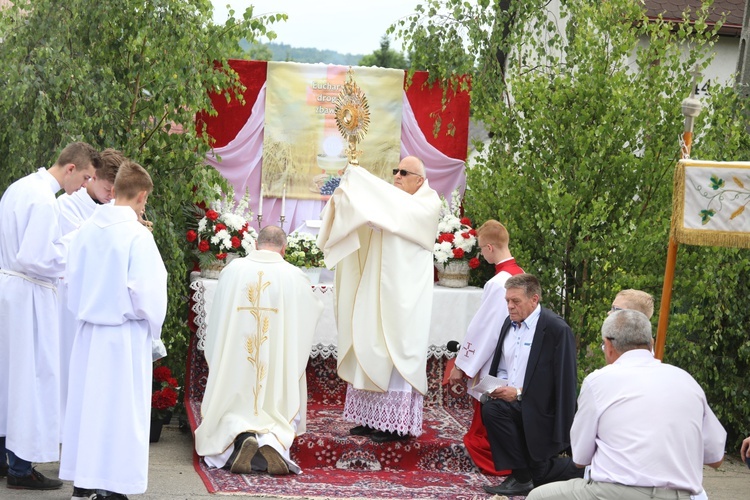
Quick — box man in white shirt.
[527,309,726,500]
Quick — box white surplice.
[195,251,323,471]
[57,187,98,438]
[0,168,69,463]
[59,204,167,495]
[456,269,516,400]
[317,165,440,435]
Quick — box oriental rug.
[185,324,518,498]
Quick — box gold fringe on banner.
[671,159,750,249]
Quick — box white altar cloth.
[189,274,483,358]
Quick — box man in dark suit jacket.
[480,273,579,497]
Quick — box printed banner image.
[263,62,404,200]
[672,159,750,249]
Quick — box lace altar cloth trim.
[343,385,424,437]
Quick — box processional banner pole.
[654,70,702,360]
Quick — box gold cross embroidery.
[237,271,278,415]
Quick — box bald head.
[256,226,287,255]
[393,156,425,195]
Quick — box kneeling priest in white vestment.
[317,156,441,443]
[195,226,324,474]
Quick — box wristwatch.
[516,387,523,401]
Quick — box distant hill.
[238,40,364,65]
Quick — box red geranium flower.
[153,366,172,383]
[469,257,481,269]
[198,240,210,253]
[216,252,227,260]
[167,377,179,388]
[152,387,178,410]
[460,217,472,226]
[453,248,465,259]
[231,236,241,248]
[186,230,197,242]
[214,223,227,233]
[205,209,219,221]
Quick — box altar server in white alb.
[195,225,324,475]
[0,142,100,490]
[60,161,167,500]
[57,148,123,445]
[317,156,441,443]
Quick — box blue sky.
[211,0,424,55]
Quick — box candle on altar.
[258,184,263,217]
[281,184,286,218]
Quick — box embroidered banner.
[672,159,750,248]
[263,62,404,200]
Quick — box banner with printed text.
[672,159,750,248]
[263,62,403,200]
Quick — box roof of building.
[644,0,744,36]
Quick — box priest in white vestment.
[195,226,324,475]
[317,156,441,443]
[0,142,100,490]
[57,148,122,441]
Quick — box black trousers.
[481,398,579,484]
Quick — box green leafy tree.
[359,35,409,69]
[393,0,750,447]
[0,0,284,395]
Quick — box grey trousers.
[527,478,692,500]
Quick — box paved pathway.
[3,424,748,499]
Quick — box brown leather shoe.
[6,468,63,490]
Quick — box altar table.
[189,274,484,358]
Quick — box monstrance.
[334,67,370,167]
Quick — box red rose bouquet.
[433,191,480,270]
[185,185,258,268]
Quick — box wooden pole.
[654,128,692,361]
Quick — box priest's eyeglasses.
[392,168,423,178]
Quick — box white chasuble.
[195,251,323,463]
[0,168,68,463]
[317,165,441,395]
[59,204,167,494]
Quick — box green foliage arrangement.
[393,0,750,449]
[285,232,325,268]
[0,0,284,408]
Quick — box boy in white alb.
[57,149,122,430]
[60,161,167,500]
[0,141,100,490]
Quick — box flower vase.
[149,416,164,443]
[200,254,237,279]
[437,260,470,288]
[301,267,323,285]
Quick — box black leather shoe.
[349,425,376,436]
[6,468,63,490]
[483,476,534,496]
[0,464,7,478]
[370,430,409,443]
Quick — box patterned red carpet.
[185,335,509,498]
